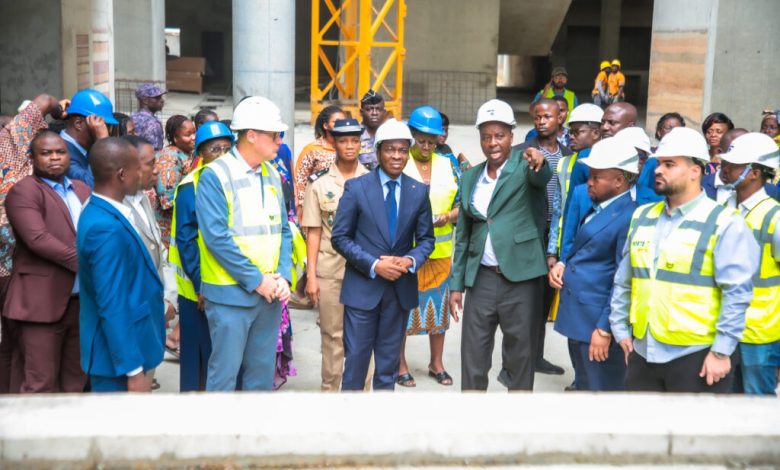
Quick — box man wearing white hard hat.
[719,132,780,395]
[609,127,760,393]
[195,96,293,391]
[549,138,639,391]
[450,99,551,391]
[331,118,434,391]
[614,126,664,206]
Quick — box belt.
[480,264,502,275]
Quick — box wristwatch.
[596,328,612,338]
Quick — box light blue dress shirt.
[609,191,760,363]
[41,176,83,294]
[369,168,416,279]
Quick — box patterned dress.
[154,145,194,248]
[130,109,164,151]
[0,103,48,277]
[293,138,336,210]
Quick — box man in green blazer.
[449,99,551,391]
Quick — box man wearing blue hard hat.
[62,89,117,188]
[169,121,233,391]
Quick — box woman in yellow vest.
[396,106,460,387]
[719,132,780,395]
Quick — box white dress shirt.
[713,170,733,204]
[471,161,506,266]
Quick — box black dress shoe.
[535,358,565,375]
[564,383,577,392]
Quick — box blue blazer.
[77,196,165,378]
[331,170,435,311]
[64,140,94,188]
[555,192,636,343]
[701,172,780,201]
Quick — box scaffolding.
[310,0,406,124]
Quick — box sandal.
[396,372,416,387]
[428,369,453,386]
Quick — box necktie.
[385,180,398,240]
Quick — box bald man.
[77,138,165,392]
[600,103,637,138]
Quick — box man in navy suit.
[549,137,639,391]
[332,118,435,391]
[77,137,165,392]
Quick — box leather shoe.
[535,358,564,375]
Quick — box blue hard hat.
[407,105,444,136]
[195,121,234,155]
[66,89,119,125]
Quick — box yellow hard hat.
[600,60,611,70]
[611,59,621,67]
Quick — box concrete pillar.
[232,0,295,151]
[599,0,621,61]
[114,0,165,82]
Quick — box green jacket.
[450,147,552,291]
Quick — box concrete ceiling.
[498,0,573,56]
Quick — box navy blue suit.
[64,140,94,188]
[332,169,435,390]
[555,192,635,391]
[77,196,165,391]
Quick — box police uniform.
[302,163,369,391]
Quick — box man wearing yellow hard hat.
[591,60,611,108]
[607,59,626,104]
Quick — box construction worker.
[610,127,760,393]
[534,66,578,122]
[301,118,370,391]
[195,96,292,391]
[718,132,780,395]
[607,59,626,104]
[550,137,640,391]
[169,121,233,391]
[591,61,611,108]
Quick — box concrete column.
[232,0,295,151]
[599,0,621,61]
[114,0,166,82]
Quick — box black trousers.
[626,348,739,393]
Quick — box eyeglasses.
[205,145,232,155]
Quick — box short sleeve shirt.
[607,71,626,95]
[301,163,369,279]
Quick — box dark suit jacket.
[77,196,165,377]
[554,192,636,343]
[3,175,90,323]
[450,146,552,291]
[63,139,94,188]
[331,170,435,311]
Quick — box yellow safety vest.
[628,198,734,346]
[403,153,459,259]
[542,88,576,124]
[742,197,780,344]
[199,153,283,286]
[168,163,204,301]
[289,222,307,291]
[553,153,579,251]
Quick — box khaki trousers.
[318,277,372,391]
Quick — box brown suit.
[3,175,90,393]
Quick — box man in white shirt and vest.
[195,97,293,391]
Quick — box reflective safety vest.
[199,153,284,286]
[542,87,576,123]
[628,197,734,346]
[742,197,780,344]
[403,153,459,259]
[554,153,579,251]
[169,163,204,301]
[289,222,307,291]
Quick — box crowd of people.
[0,72,778,396]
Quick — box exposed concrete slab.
[1,393,778,467]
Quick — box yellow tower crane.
[310,0,406,124]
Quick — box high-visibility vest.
[742,197,780,344]
[403,153,459,259]
[289,222,307,291]
[628,197,734,345]
[199,153,284,286]
[553,153,579,251]
[542,87,576,123]
[168,163,204,301]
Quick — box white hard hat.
[475,99,516,128]
[615,126,652,154]
[231,96,288,132]
[568,103,604,124]
[374,118,414,150]
[719,132,780,169]
[653,127,709,162]
[578,137,640,174]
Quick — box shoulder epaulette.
[309,168,328,182]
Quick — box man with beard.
[609,127,759,393]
